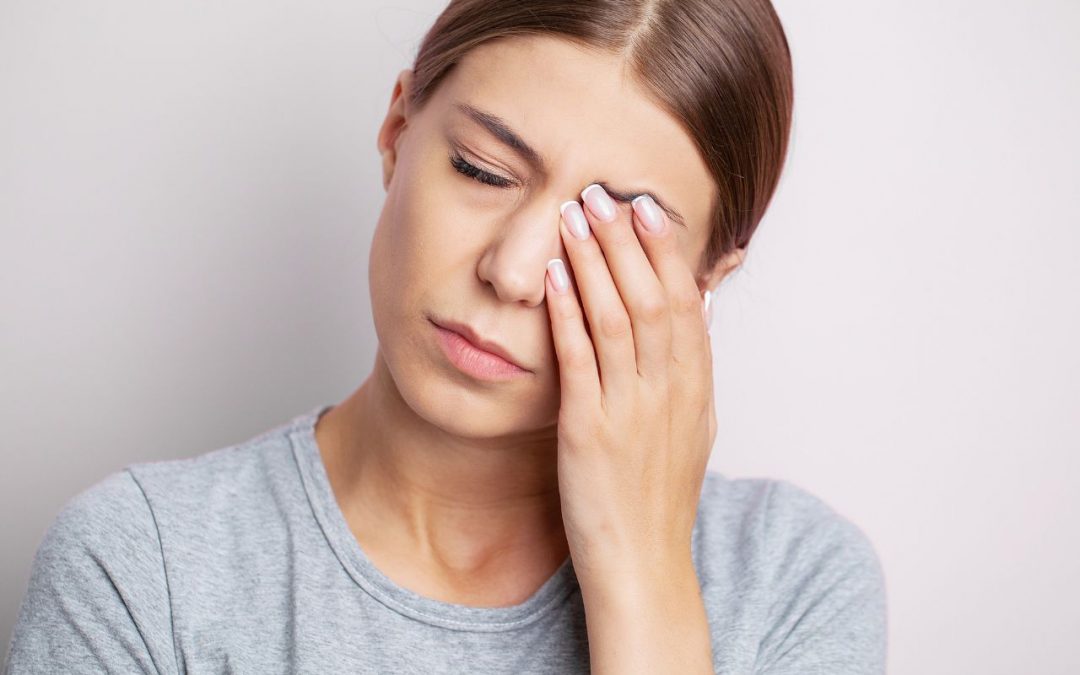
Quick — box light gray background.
[2,1,1078,672]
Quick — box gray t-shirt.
[5,405,887,674]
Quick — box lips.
[429,316,529,372]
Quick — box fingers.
[578,185,672,386]
[628,193,711,376]
[544,257,602,409]
[544,253,604,410]
[548,182,713,410]
[557,197,638,405]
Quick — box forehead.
[432,35,715,244]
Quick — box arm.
[578,553,714,675]
[4,471,177,674]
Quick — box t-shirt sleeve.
[753,480,888,675]
[3,470,178,674]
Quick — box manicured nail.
[547,258,569,294]
[560,201,591,240]
[632,194,665,233]
[580,184,617,222]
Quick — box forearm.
[578,553,714,675]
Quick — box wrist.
[575,548,699,606]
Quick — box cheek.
[400,149,484,243]
[370,166,485,319]
[375,133,538,322]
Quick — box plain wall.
[2,1,1078,672]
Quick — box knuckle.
[671,288,703,317]
[636,295,669,324]
[563,346,595,370]
[605,223,637,247]
[556,299,579,321]
[657,227,681,250]
[598,309,632,339]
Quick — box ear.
[376,68,416,192]
[698,246,746,298]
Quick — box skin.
[315,34,744,671]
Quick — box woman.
[5,1,886,673]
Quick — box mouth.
[429,316,532,381]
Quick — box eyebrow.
[453,102,688,229]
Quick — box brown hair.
[409,0,794,279]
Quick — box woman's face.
[371,34,720,440]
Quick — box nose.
[476,200,565,307]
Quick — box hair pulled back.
[410,0,794,278]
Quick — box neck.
[315,351,568,585]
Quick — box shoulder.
[112,411,323,585]
[123,413,301,520]
[24,411,309,591]
[33,469,161,571]
[761,477,885,598]
[21,468,169,619]
[696,471,884,583]
[695,472,887,673]
[5,411,316,672]
[24,411,302,589]
[6,470,177,671]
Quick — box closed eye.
[448,150,515,189]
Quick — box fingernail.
[580,184,617,222]
[547,258,569,294]
[560,201,591,240]
[632,194,664,233]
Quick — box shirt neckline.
[287,403,580,632]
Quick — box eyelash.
[446,151,669,225]
[448,150,515,189]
